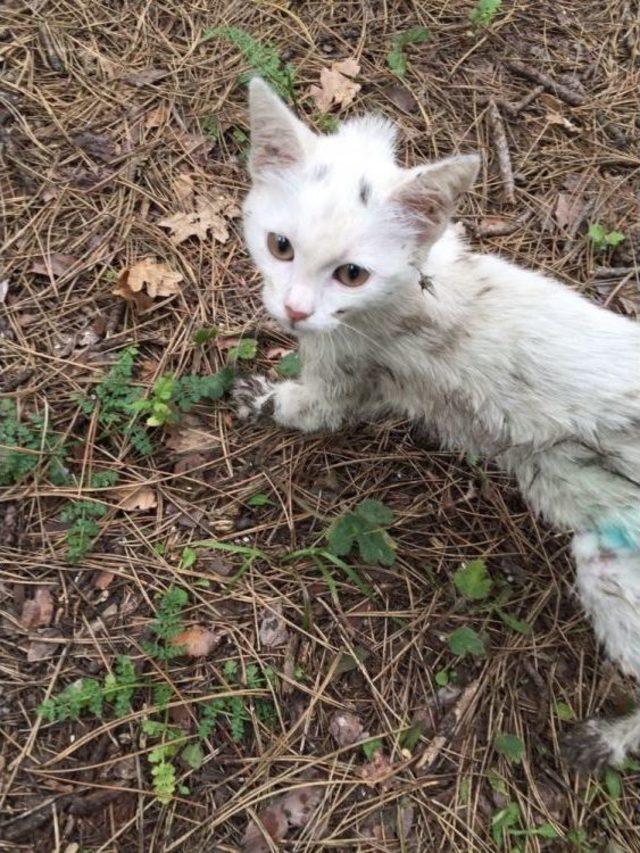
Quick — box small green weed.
[327,499,396,566]
[277,352,301,378]
[60,500,107,563]
[494,732,525,763]
[387,26,429,77]
[130,368,235,428]
[316,114,340,133]
[193,325,219,345]
[0,400,68,486]
[491,800,560,849]
[204,27,296,101]
[469,0,503,28]
[448,625,485,657]
[453,558,493,600]
[143,586,190,661]
[39,655,137,722]
[588,223,625,252]
[198,115,221,141]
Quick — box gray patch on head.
[359,178,371,205]
[312,164,330,181]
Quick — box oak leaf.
[309,58,361,113]
[158,195,240,245]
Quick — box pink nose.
[285,304,311,323]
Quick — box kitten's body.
[235,78,640,770]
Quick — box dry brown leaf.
[20,588,54,630]
[546,110,578,133]
[384,83,417,113]
[26,630,59,662]
[158,195,240,245]
[243,783,322,852]
[360,749,394,787]
[554,191,585,231]
[93,571,115,590]
[123,68,165,86]
[145,104,170,129]
[309,58,361,113]
[173,451,208,475]
[165,424,217,453]
[115,485,158,511]
[258,602,288,648]
[171,625,226,657]
[31,253,78,277]
[329,710,366,747]
[113,258,182,308]
[172,172,195,203]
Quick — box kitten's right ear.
[248,77,313,179]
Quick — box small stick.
[487,100,515,204]
[37,23,65,73]
[595,266,638,279]
[416,680,480,769]
[478,85,545,117]
[474,210,533,238]
[507,60,584,107]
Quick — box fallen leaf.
[259,602,289,648]
[158,194,240,245]
[554,191,586,231]
[27,630,59,662]
[122,68,165,86]
[73,131,118,163]
[93,571,115,590]
[309,58,361,113]
[173,451,208,475]
[31,253,78,277]
[145,104,170,129]
[265,346,294,360]
[546,110,578,133]
[330,711,366,747]
[360,749,394,786]
[114,258,182,309]
[20,588,54,629]
[243,783,322,852]
[165,425,218,453]
[171,625,226,657]
[384,83,417,113]
[115,486,158,511]
[172,172,195,203]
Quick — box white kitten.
[235,77,640,772]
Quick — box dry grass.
[1,0,640,850]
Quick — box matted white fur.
[236,78,640,771]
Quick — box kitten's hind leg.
[562,531,640,772]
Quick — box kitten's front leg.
[233,375,347,432]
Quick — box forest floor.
[1,0,639,850]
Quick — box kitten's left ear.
[393,154,480,244]
[248,77,314,179]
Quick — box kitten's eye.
[334,263,370,287]
[267,232,294,261]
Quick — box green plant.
[277,352,301,378]
[362,737,383,760]
[491,801,560,849]
[227,338,257,362]
[144,586,189,661]
[316,114,339,133]
[387,26,429,77]
[448,625,485,657]
[60,500,107,563]
[193,325,219,345]
[494,732,525,763]
[246,492,273,507]
[0,400,68,486]
[39,655,137,722]
[327,499,396,566]
[469,0,503,28]
[204,27,296,101]
[588,223,625,252]
[198,115,221,141]
[142,720,186,804]
[453,559,493,600]
[131,367,236,428]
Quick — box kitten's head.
[243,78,479,335]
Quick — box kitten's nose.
[285,304,312,323]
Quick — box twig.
[506,60,584,107]
[486,100,515,204]
[478,85,545,117]
[474,210,533,238]
[416,680,480,769]
[595,266,638,279]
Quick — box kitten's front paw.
[561,719,619,775]
[233,375,276,421]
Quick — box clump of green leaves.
[453,558,493,600]
[327,499,396,566]
[448,625,485,657]
[588,223,625,252]
[277,352,301,378]
[227,337,257,362]
[39,655,137,722]
[491,801,560,849]
[0,400,68,486]
[198,115,221,141]
[494,732,525,764]
[130,367,236,428]
[144,586,189,661]
[469,0,503,28]
[142,720,186,803]
[387,26,429,77]
[60,500,107,563]
[204,27,296,101]
[316,114,339,133]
